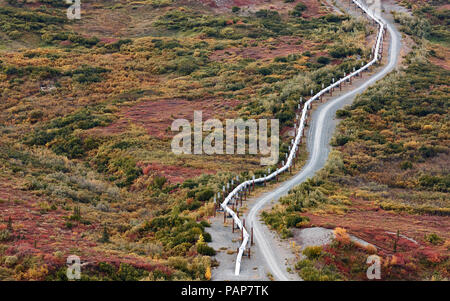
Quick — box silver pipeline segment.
[220,0,386,276]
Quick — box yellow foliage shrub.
[205,266,211,280]
[20,265,48,280]
[422,124,433,131]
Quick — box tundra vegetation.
[0,0,382,280]
[263,0,449,280]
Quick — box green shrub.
[182,179,198,189]
[255,10,279,19]
[111,157,142,187]
[143,215,212,251]
[67,66,109,84]
[152,175,167,190]
[400,161,413,170]
[200,220,211,228]
[295,259,314,270]
[50,135,86,159]
[280,228,293,239]
[117,263,149,281]
[317,56,330,65]
[299,265,340,281]
[3,65,62,80]
[258,67,272,76]
[285,214,304,228]
[100,226,110,243]
[419,145,437,158]
[175,57,198,75]
[330,46,361,58]
[419,175,449,192]
[425,233,444,245]
[65,221,73,229]
[197,244,216,256]
[103,39,132,52]
[202,232,212,242]
[333,135,350,146]
[196,189,214,202]
[4,255,18,267]
[295,259,341,281]
[299,266,321,280]
[291,3,307,17]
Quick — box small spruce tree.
[7,217,12,231]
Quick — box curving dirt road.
[244,4,403,281]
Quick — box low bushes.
[140,215,215,256]
[295,258,341,281]
[2,65,61,80]
[65,65,110,84]
[48,262,151,281]
[197,244,216,256]
[41,32,100,47]
[261,210,310,238]
[425,233,444,245]
[329,46,362,58]
[0,229,11,242]
[25,108,114,158]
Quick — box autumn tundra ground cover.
[0,0,406,280]
[262,0,449,280]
